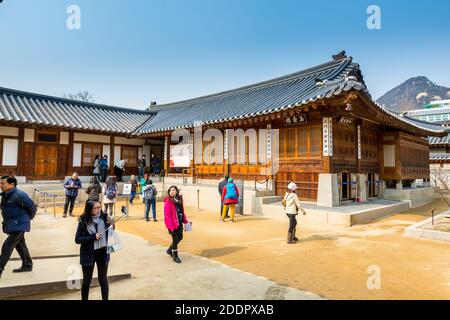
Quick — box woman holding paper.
[164,186,189,264]
[75,200,114,300]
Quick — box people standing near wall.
[114,159,127,182]
[0,176,36,278]
[93,155,101,181]
[164,186,188,263]
[63,172,82,218]
[85,177,102,202]
[75,200,114,300]
[221,177,239,223]
[102,177,118,217]
[100,155,109,183]
[218,175,229,218]
[144,180,158,222]
[283,182,306,244]
[128,175,138,205]
[137,155,146,180]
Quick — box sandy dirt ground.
[53,197,450,300]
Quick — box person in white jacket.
[283,182,306,244]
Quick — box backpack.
[224,183,237,199]
[282,193,294,209]
[144,186,156,200]
[105,185,117,200]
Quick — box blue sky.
[0,0,449,109]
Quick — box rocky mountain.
[377,76,450,112]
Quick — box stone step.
[259,196,282,204]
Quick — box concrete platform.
[257,199,411,226]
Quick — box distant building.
[406,100,450,123]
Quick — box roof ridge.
[150,57,353,111]
[0,87,152,114]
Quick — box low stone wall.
[383,187,438,208]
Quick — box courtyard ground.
[47,196,450,300]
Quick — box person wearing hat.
[220,177,239,223]
[283,182,306,244]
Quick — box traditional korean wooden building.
[0,52,445,205]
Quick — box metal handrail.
[34,188,57,217]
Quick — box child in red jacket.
[164,186,188,263]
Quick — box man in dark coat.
[218,175,229,218]
[63,172,82,218]
[0,176,36,278]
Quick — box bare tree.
[63,91,95,103]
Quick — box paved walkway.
[0,214,321,300]
[4,196,450,299]
[111,198,450,300]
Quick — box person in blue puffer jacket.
[63,172,82,218]
[0,176,36,278]
[220,177,239,223]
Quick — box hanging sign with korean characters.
[323,117,334,156]
[283,114,307,126]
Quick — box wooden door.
[35,144,58,177]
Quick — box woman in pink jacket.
[164,186,188,263]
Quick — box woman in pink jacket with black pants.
[164,186,188,263]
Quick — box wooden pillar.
[67,131,74,176]
[189,132,194,177]
[322,117,333,173]
[16,126,25,176]
[110,135,115,176]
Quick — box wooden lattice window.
[82,144,102,167]
[121,146,138,167]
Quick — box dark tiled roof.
[430,153,450,161]
[138,55,446,136]
[429,132,450,145]
[0,87,155,134]
[140,57,359,133]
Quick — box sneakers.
[69,213,74,217]
[166,248,173,257]
[153,219,158,222]
[146,219,150,222]
[13,266,33,273]
[63,214,67,218]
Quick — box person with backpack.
[93,155,101,181]
[218,175,229,218]
[63,172,82,218]
[100,155,109,183]
[102,177,118,217]
[220,177,239,223]
[283,182,307,244]
[128,175,138,205]
[140,173,149,204]
[144,179,158,222]
[164,186,188,263]
[75,200,114,300]
[0,176,37,278]
[85,176,102,202]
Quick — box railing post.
[197,189,200,210]
[53,194,57,218]
[43,192,47,214]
